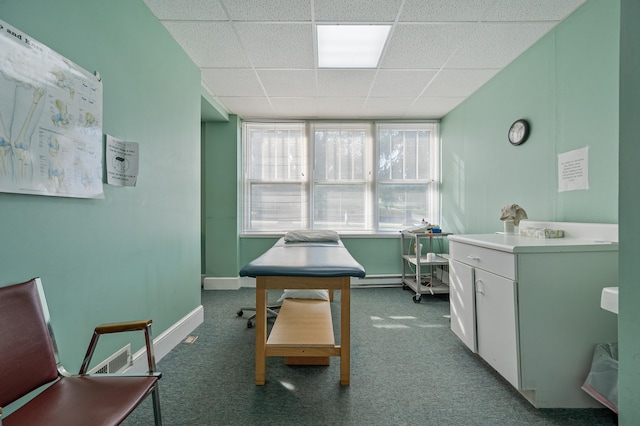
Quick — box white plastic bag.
[582,342,618,413]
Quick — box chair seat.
[4,375,159,426]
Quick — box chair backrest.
[0,278,60,408]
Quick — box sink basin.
[601,287,619,314]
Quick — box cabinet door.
[449,259,476,352]
[475,269,519,389]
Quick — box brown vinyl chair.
[0,277,162,426]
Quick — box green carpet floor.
[122,287,617,425]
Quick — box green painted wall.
[202,117,241,277]
[0,0,202,373]
[441,0,619,233]
[339,237,400,275]
[619,0,640,422]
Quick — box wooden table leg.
[255,278,267,385]
[340,277,350,385]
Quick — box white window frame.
[241,122,308,232]
[310,122,374,231]
[375,122,440,230]
[241,121,439,234]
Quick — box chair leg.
[151,387,163,426]
[239,305,281,328]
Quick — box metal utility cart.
[400,230,452,303]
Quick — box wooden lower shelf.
[267,299,334,347]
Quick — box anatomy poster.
[0,19,104,198]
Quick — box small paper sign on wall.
[558,147,589,192]
[106,135,139,187]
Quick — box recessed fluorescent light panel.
[317,24,391,68]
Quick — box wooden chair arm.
[79,319,157,375]
[94,319,152,334]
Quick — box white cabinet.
[449,249,519,389]
[449,260,476,351]
[474,268,519,388]
[448,222,618,408]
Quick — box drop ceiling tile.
[222,0,311,21]
[481,0,586,22]
[143,0,227,20]
[362,98,415,118]
[317,98,367,117]
[400,0,492,22]
[201,68,264,97]
[408,97,466,118]
[270,98,318,118]
[423,69,500,98]
[380,23,475,69]
[162,21,250,67]
[317,70,377,97]
[216,96,274,118]
[150,0,586,119]
[314,0,403,22]
[369,69,438,97]
[446,22,556,69]
[256,70,317,97]
[234,22,314,68]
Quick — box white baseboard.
[128,304,204,373]
[239,276,256,288]
[203,277,240,290]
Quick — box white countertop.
[448,233,618,254]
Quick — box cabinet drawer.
[450,242,515,280]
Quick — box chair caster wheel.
[237,310,244,317]
[247,320,253,328]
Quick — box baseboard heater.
[89,343,132,374]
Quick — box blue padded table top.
[239,238,366,278]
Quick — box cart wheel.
[237,310,244,317]
[413,294,421,303]
[402,284,408,291]
[247,320,253,328]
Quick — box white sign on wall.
[106,135,139,187]
[558,147,589,192]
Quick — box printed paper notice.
[558,147,589,192]
[106,135,139,187]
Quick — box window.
[242,123,307,231]
[312,123,372,230]
[376,123,439,231]
[242,121,439,233]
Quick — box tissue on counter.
[520,227,565,238]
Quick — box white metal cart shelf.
[400,230,452,303]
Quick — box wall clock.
[508,119,530,146]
